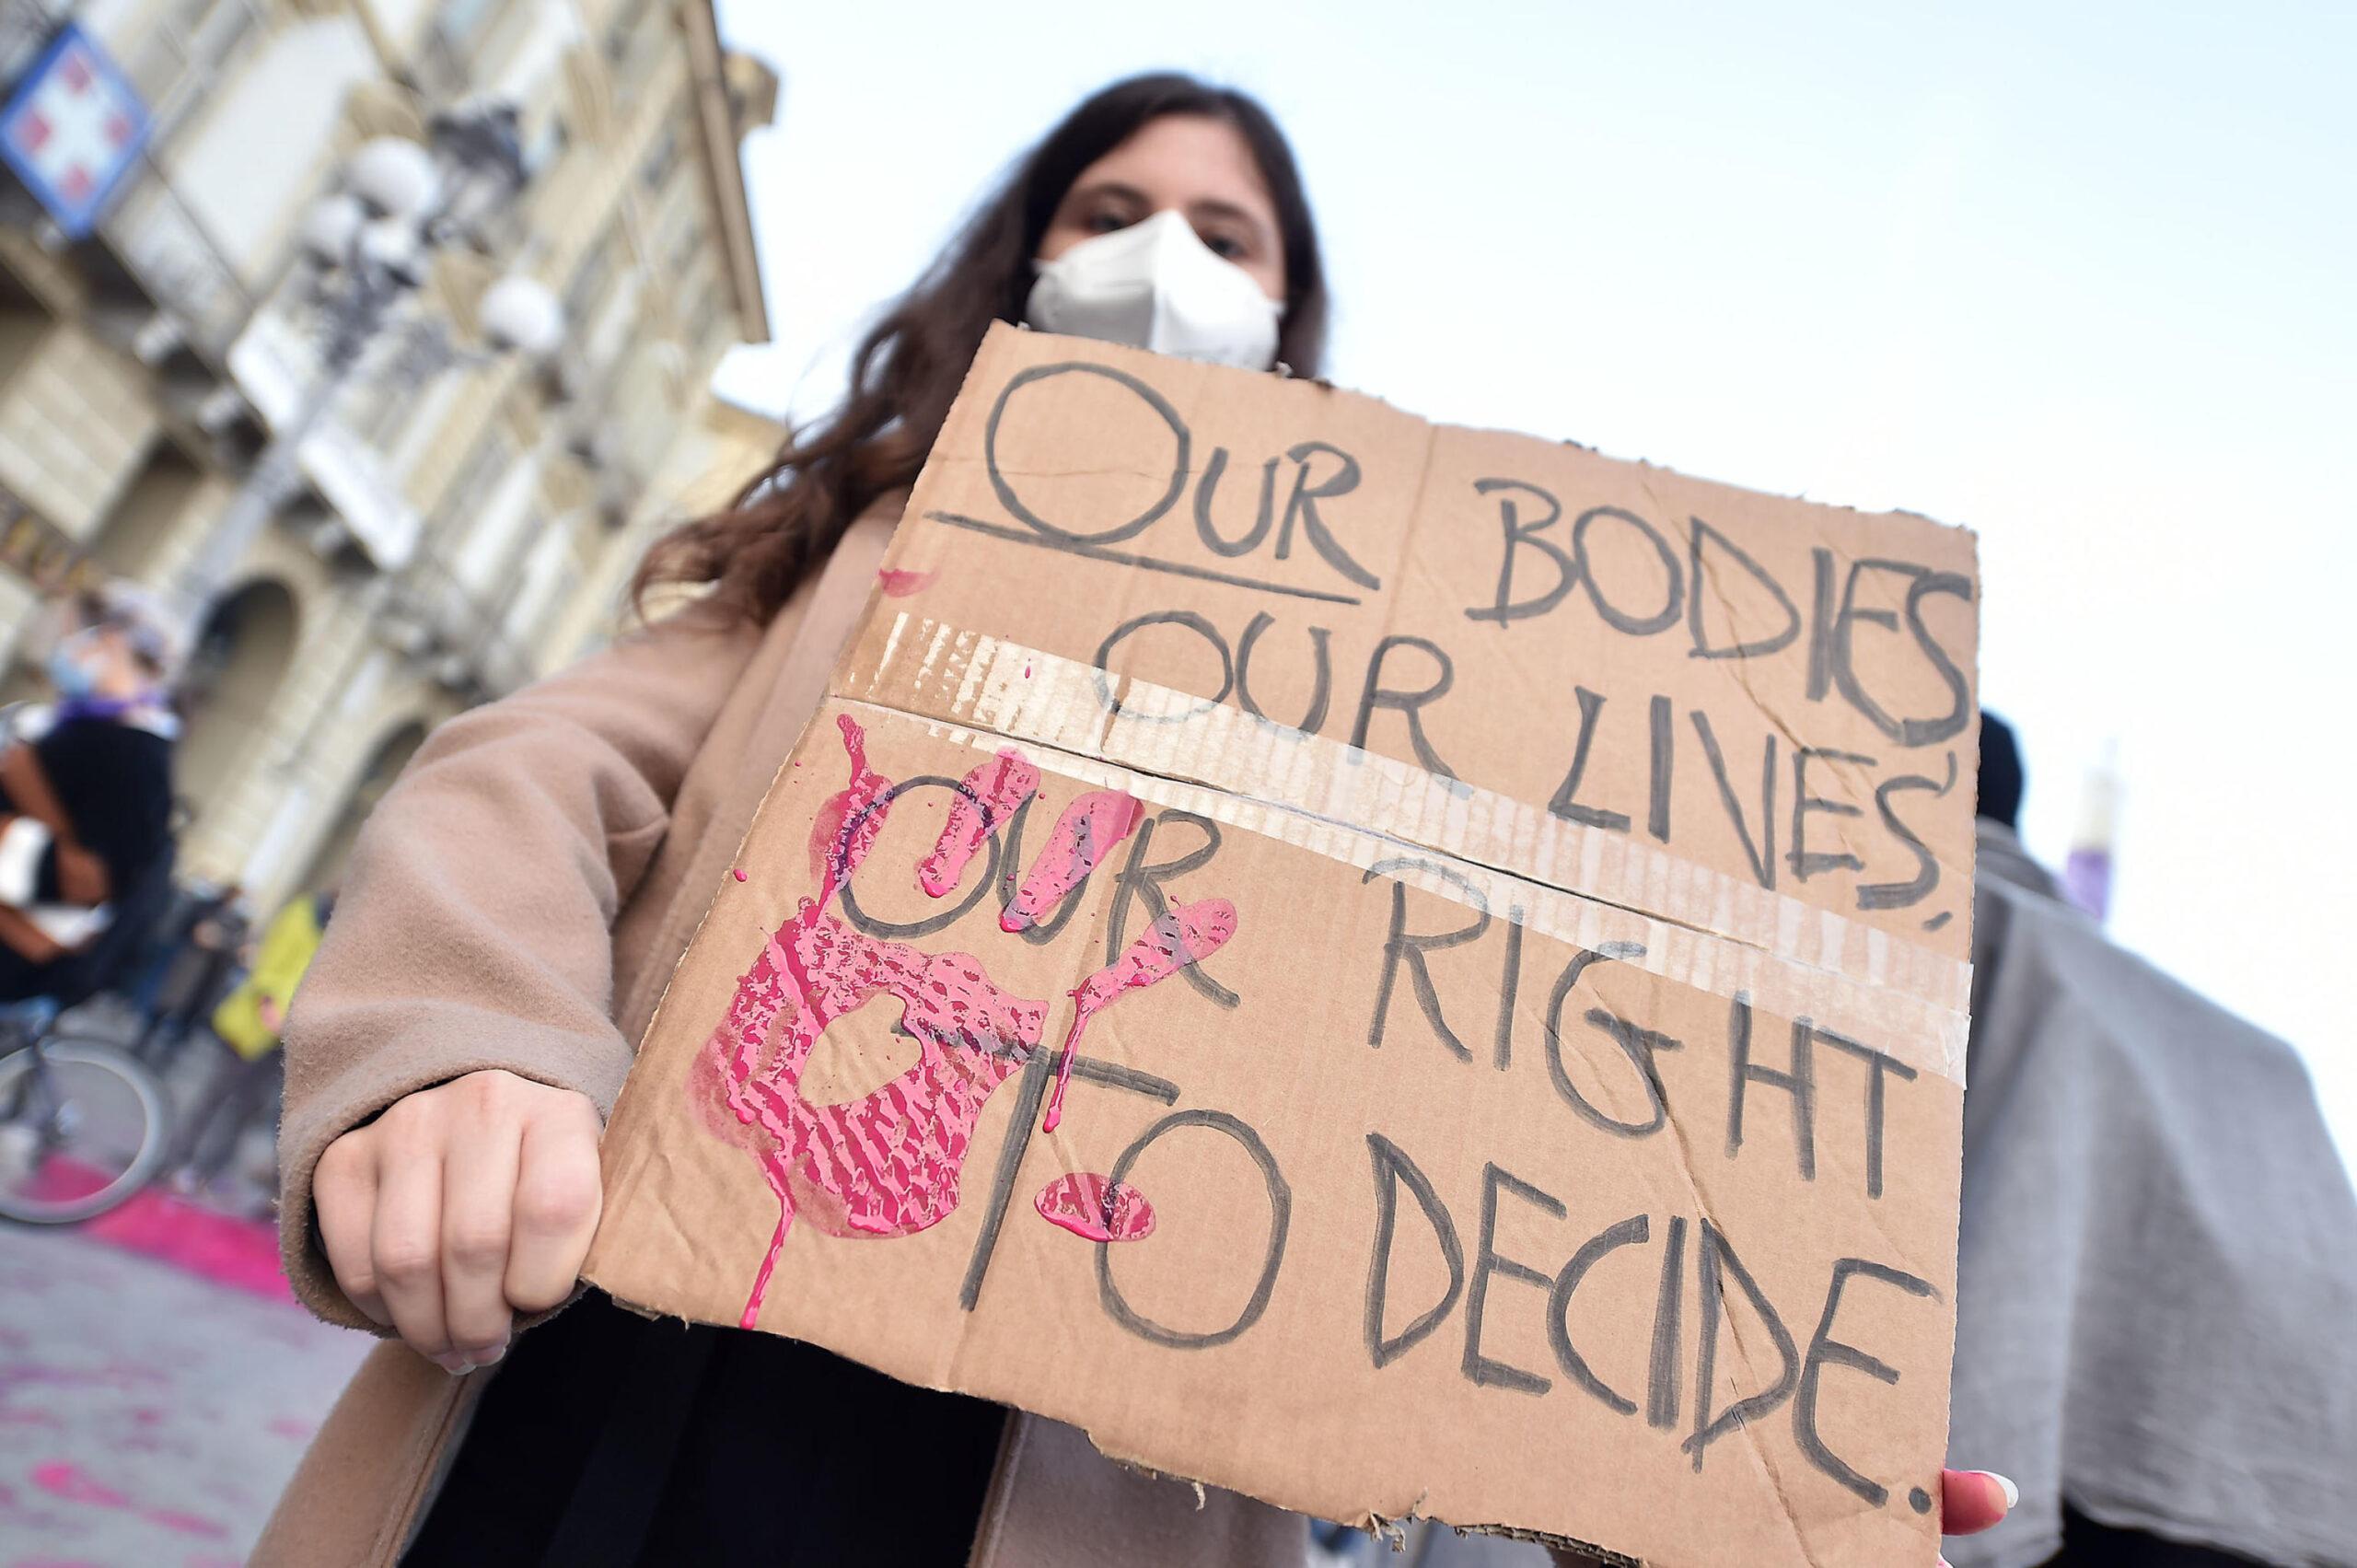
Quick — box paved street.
[0,1202,370,1566]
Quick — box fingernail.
[433,1353,472,1376]
[1977,1470,2019,1510]
[473,1342,507,1368]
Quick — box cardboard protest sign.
[585,323,1979,1566]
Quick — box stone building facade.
[0,0,777,912]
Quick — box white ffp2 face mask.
[1024,209,1283,370]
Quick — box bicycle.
[0,997,171,1224]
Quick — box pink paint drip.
[696,720,1236,1330]
[1041,900,1236,1132]
[917,749,1039,897]
[804,714,893,889]
[876,565,937,597]
[1000,790,1144,933]
[1035,1172,1155,1242]
[733,868,748,882]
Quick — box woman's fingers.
[503,1093,603,1315]
[367,1116,452,1365]
[438,1077,524,1366]
[313,1133,390,1327]
[1940,1467,2016,1536]
[308,1071,602,1373]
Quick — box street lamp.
[173,101,563,613]
[296,192,365,263]
[480,273,565,357]
[344,135,439,220]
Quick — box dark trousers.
[171,1034,283,1187]
[405,1293,1004,1567]
[2045,1506,2263,1566]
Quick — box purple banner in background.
[2063,848,2110,923]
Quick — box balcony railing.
[90,0,269,358]
[101,173,250,357]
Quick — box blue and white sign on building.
[0,23,148,239]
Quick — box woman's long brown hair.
[633,72,1329,623]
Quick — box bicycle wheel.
[0,1035,170,1224]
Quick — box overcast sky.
[709,0,2356,1166]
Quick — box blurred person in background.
[132,876,252,1069]
[119,819,197,1018]
[0,583,185,1009]
[256,73,2014,1568]
[1951,714,2357,1568]
[163,887,333,1209]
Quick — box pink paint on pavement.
[1034,1172,1155,1242]
[265,1415,317,1440]
[73,1177,294,1303]
[917,749,1039,897]
[999,790,1144,934]
[18,1164,290,1302]
[695,721,1237,1330]
[142,1507,230,1539]
[876,565,937,597]
[31,1460,131,1508]
[147,1508,232,1537]
[1041,900,1236,1132]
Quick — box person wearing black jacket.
[0,583,185,1006]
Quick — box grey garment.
[1948,823,2357,1568]
[1312,1521,1556,1568]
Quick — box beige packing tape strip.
[853,613,1970,1085]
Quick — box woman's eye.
[1201,230,1248,261]
[1085,210,1132,234]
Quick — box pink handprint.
[694,715,1236,1330]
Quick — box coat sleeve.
[276,598,763,1329]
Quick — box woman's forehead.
[1075,115,1275,215]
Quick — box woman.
[165,887,331,1204]
[262,74,2014,1566]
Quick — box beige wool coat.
[259,501,1310,1566]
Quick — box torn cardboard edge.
[603,1264,1631,1565]
[1086,1427,1641,1563]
